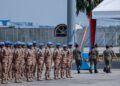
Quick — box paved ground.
[72,60,120,70]
[0,69,120,86]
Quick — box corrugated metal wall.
[0,26,120,46]
[0,27,67,44]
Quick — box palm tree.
[76,0,103,17]
[76,0,103,48]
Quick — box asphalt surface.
[0,69,120,86]
[72,60,120,70]
[0,61,120,86]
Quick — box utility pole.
[67,0,76,44]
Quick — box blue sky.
[0,0,119,27]
[0,0,88,26]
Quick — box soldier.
[37,43,44,81]
[12,42,18,78]
[88,46,99,74]
[94,44,99,72]
[32,41,38,77]
[44,42,53,80]
[21,42,26,79]
[1,41,12,84]
[66,43,73,78]
[103,45,112,73]
[8,41,14,80]
[25,42,36,82]
[109,45,117,59]
[0,42,5,80]
[13,41,24,83]
[61,45,68,79]
[73,43,82,74]
[53,43,62,80]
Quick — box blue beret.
[47,42,53,45]
[16,41,22,45]
[27,42,33,46]
[5,41,12,45]
[56,43,61,46]
[0,42,4,45]
[63,44,67,47]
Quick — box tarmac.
[0,69,120,86]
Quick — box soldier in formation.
[13,41,24,83]
[44,42,53,80]
[37,43,44,81]
[0,41,117,84]
[66,43,73,78]
[61,45,69,79]
[53,43,62,80]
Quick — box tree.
[76,0,103,17]
[76,0,103,48]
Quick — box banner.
[90,19,96,47]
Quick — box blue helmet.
[4,41,12,45]
[63,44,67,47]
[27,42,33,46]
[21,42,26,46]
[16,41,22,45]
[47,42,53,45]
[0,42,4,45]
[14,42,17,46]
[56,43,61,46]
[39,43,44,46]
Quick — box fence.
[0,27,67,44]
[0,26,120,46]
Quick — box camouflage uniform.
[66,48,73,78]
[32,47,38,78]
[21,46,26,78]
[25,45,35,82]
[89,47,99,73]
[61,46,68,79]
[37,47,44,81]
[109,46,117,59]
[1,46,12,83]
[14,43,24,83]
[0,42,4,80]
[0,48,2,79]
[33,41,39,77]
[73,48,82,74]
[53,47,62,80]
[8,46,14,80]
[44,42,53,80]
[103,48,112,73]
[0,61,1,80]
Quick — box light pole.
[67,0,76,44]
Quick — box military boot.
[94,69,98,73]
[89,69,93,74]
[1,80,8,84]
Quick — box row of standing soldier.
[0,41,73,84]
[0,41,117,84]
